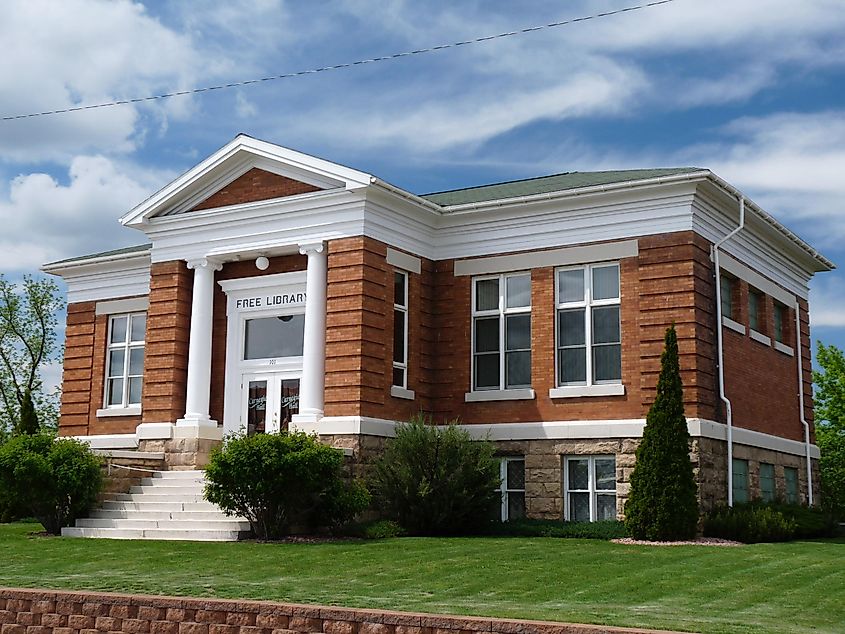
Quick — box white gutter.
[795,304,814,505]
[41,248,151,275]
[370,176,445,214]
[712,196,745,507]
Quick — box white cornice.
[44,253,151,304]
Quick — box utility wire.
[1,0,679,122]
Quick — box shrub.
[0,434,102,534]
[704,504,797,543]
[489,519,628,540]
[625,325,699,541]
[370,415,501,536]
[204,431,370,540]
[346,519,406,539]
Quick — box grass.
[1,523,844,634]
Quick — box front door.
[242,373,300,435]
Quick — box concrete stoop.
[62,470,251,541]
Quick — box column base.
[175,415,222,441]
[291,411,323,435]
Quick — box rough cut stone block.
[14,613,36,627]
[177,622,208,634]
[359,622,394,634]
[29,602,55,615]
[122,618,151,633]
[94,615,121,631]
[195,611,228,624]
[138,606,165,621]
[322,619,355,634]
[0,613,14,625]
[257,614,290,629]
[0,625,25,634]
[82,603,110,617]
[69,614,96,629]
[208,625,240,634]
[225,613,256,627]
[150,620,179,634]
[39,613,67,627]
[288,616,321,631]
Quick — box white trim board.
[95,297,149,316]
[314,416,819,458]
[454,240,638,276]
[718,251,796,306]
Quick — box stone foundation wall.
[696,436,819,511]
[99,454,166,500]
[138,438,222,470]
[0,588,684,634]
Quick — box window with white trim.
[748,287,765,333]
[773,301,788,344]
[495,457,526,521]
[720,274,735,320]
[472,273,531,391]
[565,455,617,522]
[556,264,621,386]
[104,312,145,408]
[392,271,408,388]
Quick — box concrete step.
[75,518,252,531]
[62,526,245,541]
[90,509,236,521]
[129,485,206,495]
[139,477,206,487]
[102,500,219,512]
[108,493,207,503]
[152,470,206,479]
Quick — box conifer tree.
[15,390,39,435]
[625,324,699,540]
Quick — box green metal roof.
[421,168,703,207]
[47,243,151,267]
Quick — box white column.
[177,257,222,431]
[292,242,328,427]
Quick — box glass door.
[241,373,300,435]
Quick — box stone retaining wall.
[0,588,687,634]
[99,455,166,499]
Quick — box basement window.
[564,455,617,522]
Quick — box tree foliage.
[812,341,845,519]
[204,431,370,540]
[625,325,699,540]
[0,275,64,435]
[370,414,501,536]
[0,434,103,534]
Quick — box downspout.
[794,303,814,505]
[712,196,745,507]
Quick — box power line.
[1,0,679,122]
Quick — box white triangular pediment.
[121,135,373,227]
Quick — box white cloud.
[0,0,210,163]
[0,156,171,272]
[811,276,845,328]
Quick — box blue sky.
[1,0,845,365]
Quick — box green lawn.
[1,523,843,634]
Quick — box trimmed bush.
[370,415,500,535]
[625,325,699,540]
[704,504,797,543]
[346,519,406,539]
[204,431,369,540]
[489,519,628,540]
[0,434,102,534]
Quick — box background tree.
[625,324,699,540]
[0,275,64,435]
[812,342,845,519]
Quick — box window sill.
[96,407,141,418]
[390,385,416,400]
[549,384,625,399]
[722,317,746,334]
[749,329,772,346]
[774,341,795,356]
[465,388,535,403]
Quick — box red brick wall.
[190,168,320,212]
[59,301,144,437]
[58,302,96,436]
[0,588,681,634]
[718,277,812,442]
[141,261,193,424]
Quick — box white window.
[104,312,146,408]
[472,273,531,391]
[564,455,617,522]
[496,457,526,521]
[556,264,621,386]
[392,271,408,388]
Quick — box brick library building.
[45,135,832,523]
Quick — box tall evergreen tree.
[625,324,699,540]
[15,389,39,435]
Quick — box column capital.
[186,257,223,272]
[298,241,325,256]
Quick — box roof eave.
[42,248,151,277]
